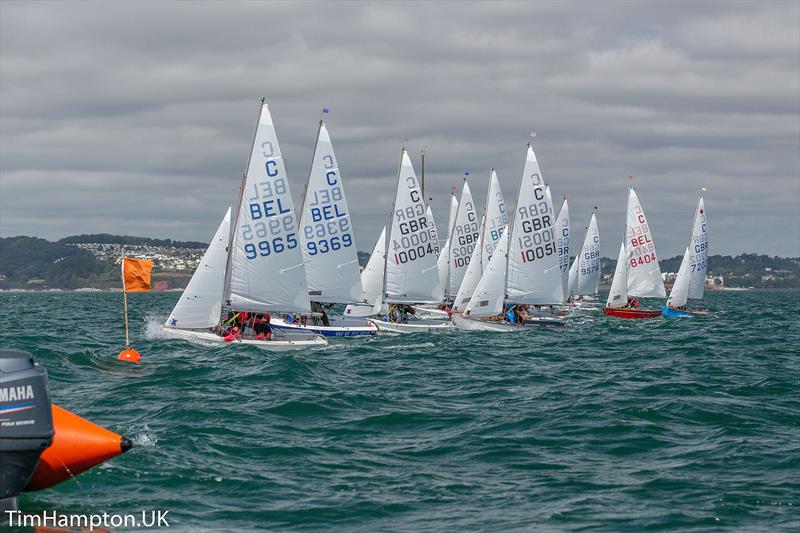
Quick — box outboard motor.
[0,349,54,515]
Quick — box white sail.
[385,150,443,303]
[666,246,692,308]
[453,216,485,313]
[626,187,666,298]
[165,208,231,329]
[299,122,363,303]
[227,101,311,313]
[576,213,601,295]
[507,146,563,304]
[464,225,508,318]
[687,197,708,300]
[482,169,508,269]
[437,193,459,298]
[447,180,479,298]
[344,227,386,317]
[567,256,578,295]
[554,195,570,302]
[606,241,628,308]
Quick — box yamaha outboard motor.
[0,349,54,516]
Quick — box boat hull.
[452,315,565,331]
[602,307,662,319]
[661,306,708,318]
[413,306,451,320]
[368,319,454,333]
[160,326,328,350]
[269,317,378,337]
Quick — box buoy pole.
[121,249,130,347]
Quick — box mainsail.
[437,193,459,298]
[385,150,443,303]
[667,196,708,307]
[227,101,311,313]
[447,180,479,298]
[481,169,508,269]
[574,212,600,295]
[626,187,666,298]
[687,197,708,300]
[506,146,563,304]
[464,225,508,318]
[165,208,231,329]
[606,241,628,308]
[344,227,386,317]
[554,195,570,302]
[299,122,363,303]
[453,216,485,313]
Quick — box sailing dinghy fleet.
[161,99,711,351]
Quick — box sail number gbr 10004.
[392,178,439,264]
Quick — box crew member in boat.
[625,297,640,308]
[310,302,331,327]
[253,313,272,340]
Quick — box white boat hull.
[452,314,565,331]
[160,326,328,350]
[270,317,378,337]
[368,319,454,333]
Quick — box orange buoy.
[24,405,132,492]
[117,348,141,363]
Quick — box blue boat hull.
[270,318,377,337]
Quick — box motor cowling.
[0,349,54,514]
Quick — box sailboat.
[437,192,459,296]
[344,227,386,318]
[269,121,376,337]
[453,146,565,331]
[452,169,506,313]
[663,196,708,317]
[368,149,453,333]
[553,193,570,303]
[603,186,666,319]
[162,100,327,349]
[566,210,601,304]
[443,179,479,303]
[414,205,452,320]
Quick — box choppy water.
[1,290,799,531]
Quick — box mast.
[420,149,425,198]
[300,120,324,216]
[222,98,265,310]
[120,248,129,347]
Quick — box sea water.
[1,290,798,531]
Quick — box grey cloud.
[1,0,798,257]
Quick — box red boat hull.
[603,307,662,319]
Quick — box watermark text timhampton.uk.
[5,509,170,530]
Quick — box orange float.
[24,405,132,492]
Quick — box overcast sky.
[1,0,798,257]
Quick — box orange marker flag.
[122,257,153,292]
[119,256,153,363]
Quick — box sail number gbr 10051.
[516,173,555,263]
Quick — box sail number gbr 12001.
[392,176,439,264]
[516,172,556,263]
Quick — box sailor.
[505,305,516,324]
[626,297,640,308]
[253,313,272,340]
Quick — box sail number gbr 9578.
[516,172,555,263]
[392,176,439,264]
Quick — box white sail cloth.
[606,241,628,308]
[385,150,443,304]
[625,187,666,298]
[482,169,508,268]
[464,226,508,318]
[453,216,485,313]
[345,227,386,317]
[447,180,479,298]
[437,194,459,300]
[506,146,563,304]
[228,102,311,313]
[299,122,363,303]
[667,196,708,307]
[554,196,570,302]
[165,208,231,329]
[574,213,600,295]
